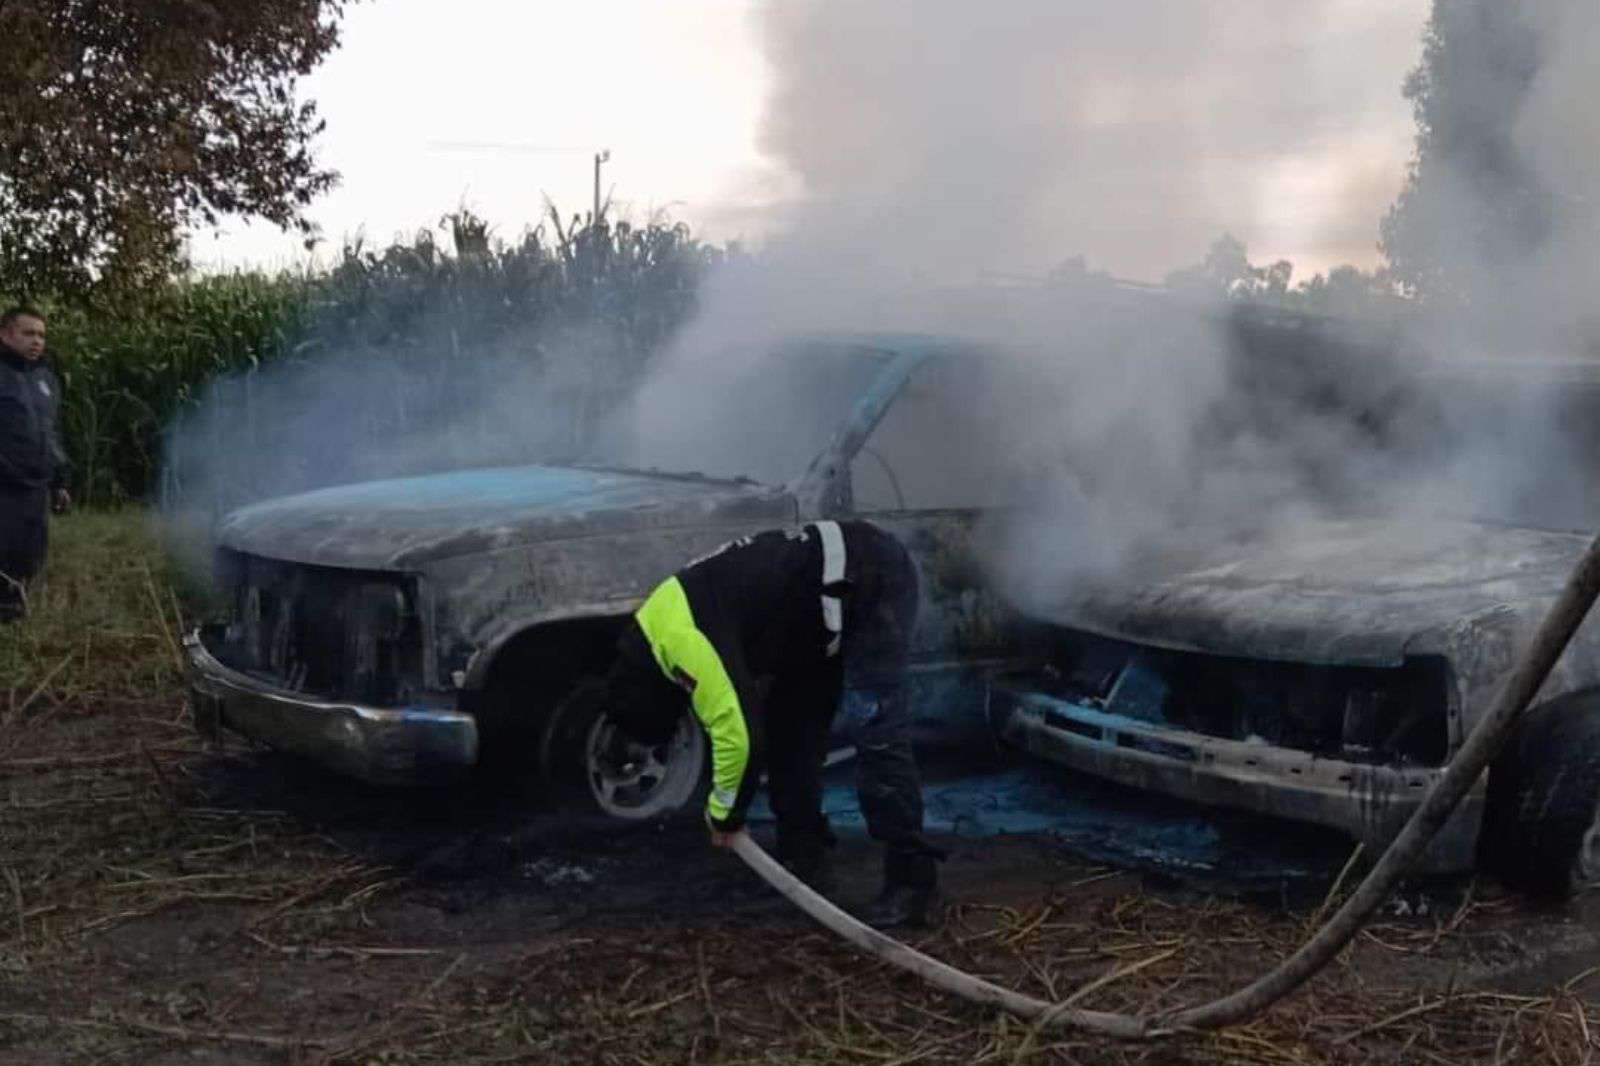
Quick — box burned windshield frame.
[581,341,899,487]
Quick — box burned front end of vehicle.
[989,631,1472,866]
[989,518,1600,875]
[178,454,823,792]
[186,548,477,784]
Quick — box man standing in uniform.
[602,520,942,928]
[0,306,71,621]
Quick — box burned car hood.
[217,465,797,569]
[1037,517,1590,667]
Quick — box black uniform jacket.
[627,523,850,830]
[0,344,69,491]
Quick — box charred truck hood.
[1044,518,1583,664]
[217,465,796,570]
[213,463,799,698]
[1034,517,1600,729]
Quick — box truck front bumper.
[184,627,478,785]
[989,679,1483,873]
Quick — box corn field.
[28,208,720,508]
[43,272,312,507]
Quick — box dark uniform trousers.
[0,343,68,621]
[761,524,934,877]
[0,485,48,619]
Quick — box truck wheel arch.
[1478,685,1600,896]
[463,616,627,773]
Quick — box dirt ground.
[8,666,1600,1066]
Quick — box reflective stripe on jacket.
[634,575,750,825]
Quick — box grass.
[0,509,190,719]
[3,509,1600,1063]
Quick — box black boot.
[863,851,941,929]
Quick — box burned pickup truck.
[990,518,1600,892]
[186,322,1600,893]
[185,334,1025,820]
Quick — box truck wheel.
[539,677,707,820]
[1479,688,1600,898]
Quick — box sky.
[191,0,1433,284]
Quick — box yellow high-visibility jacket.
[632,522,848,828]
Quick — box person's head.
[0,306,46,361]
[603,620,689,745]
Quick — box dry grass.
[3,510,1600,1063]
[1,511,188,725]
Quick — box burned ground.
[7,513,1600,1064]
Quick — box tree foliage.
[1167,234,1399,317]
[1165,233,1294,301]
[1292,264,1396,315]
[1379,0,1585,304]
[0,0,350,302]
[24,206,722,506]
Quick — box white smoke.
[750,0,1423,282]
[608,0,1599,609]
[605,4,1400,587]
[164,0,1600,610]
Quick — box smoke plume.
[165,0,1600,616]
[608,0,1600,608]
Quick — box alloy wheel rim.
[583,713,702,818]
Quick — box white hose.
[733,528,1600,1037]
[729,833,1155,1037]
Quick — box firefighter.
[602,520,943,928]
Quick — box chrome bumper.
[990,681,1483,873]
[184,627,478,784]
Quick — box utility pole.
[593,149,611,225]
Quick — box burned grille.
[214,551,423,705]
[1038,627,1452,767]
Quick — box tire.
[1479,687,1600,898]
[538,677,708,820]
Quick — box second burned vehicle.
[187,310,1600,894]
[991,517,1600,892]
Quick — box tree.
[1165,233,1294,301]
[1380,0,1596,307]
[1166,234,1402,317]
[1292,264,1395,315]
[0,1,351,301]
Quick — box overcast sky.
[192,0,1432,283]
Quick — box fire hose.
[732,530,1600,1038]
